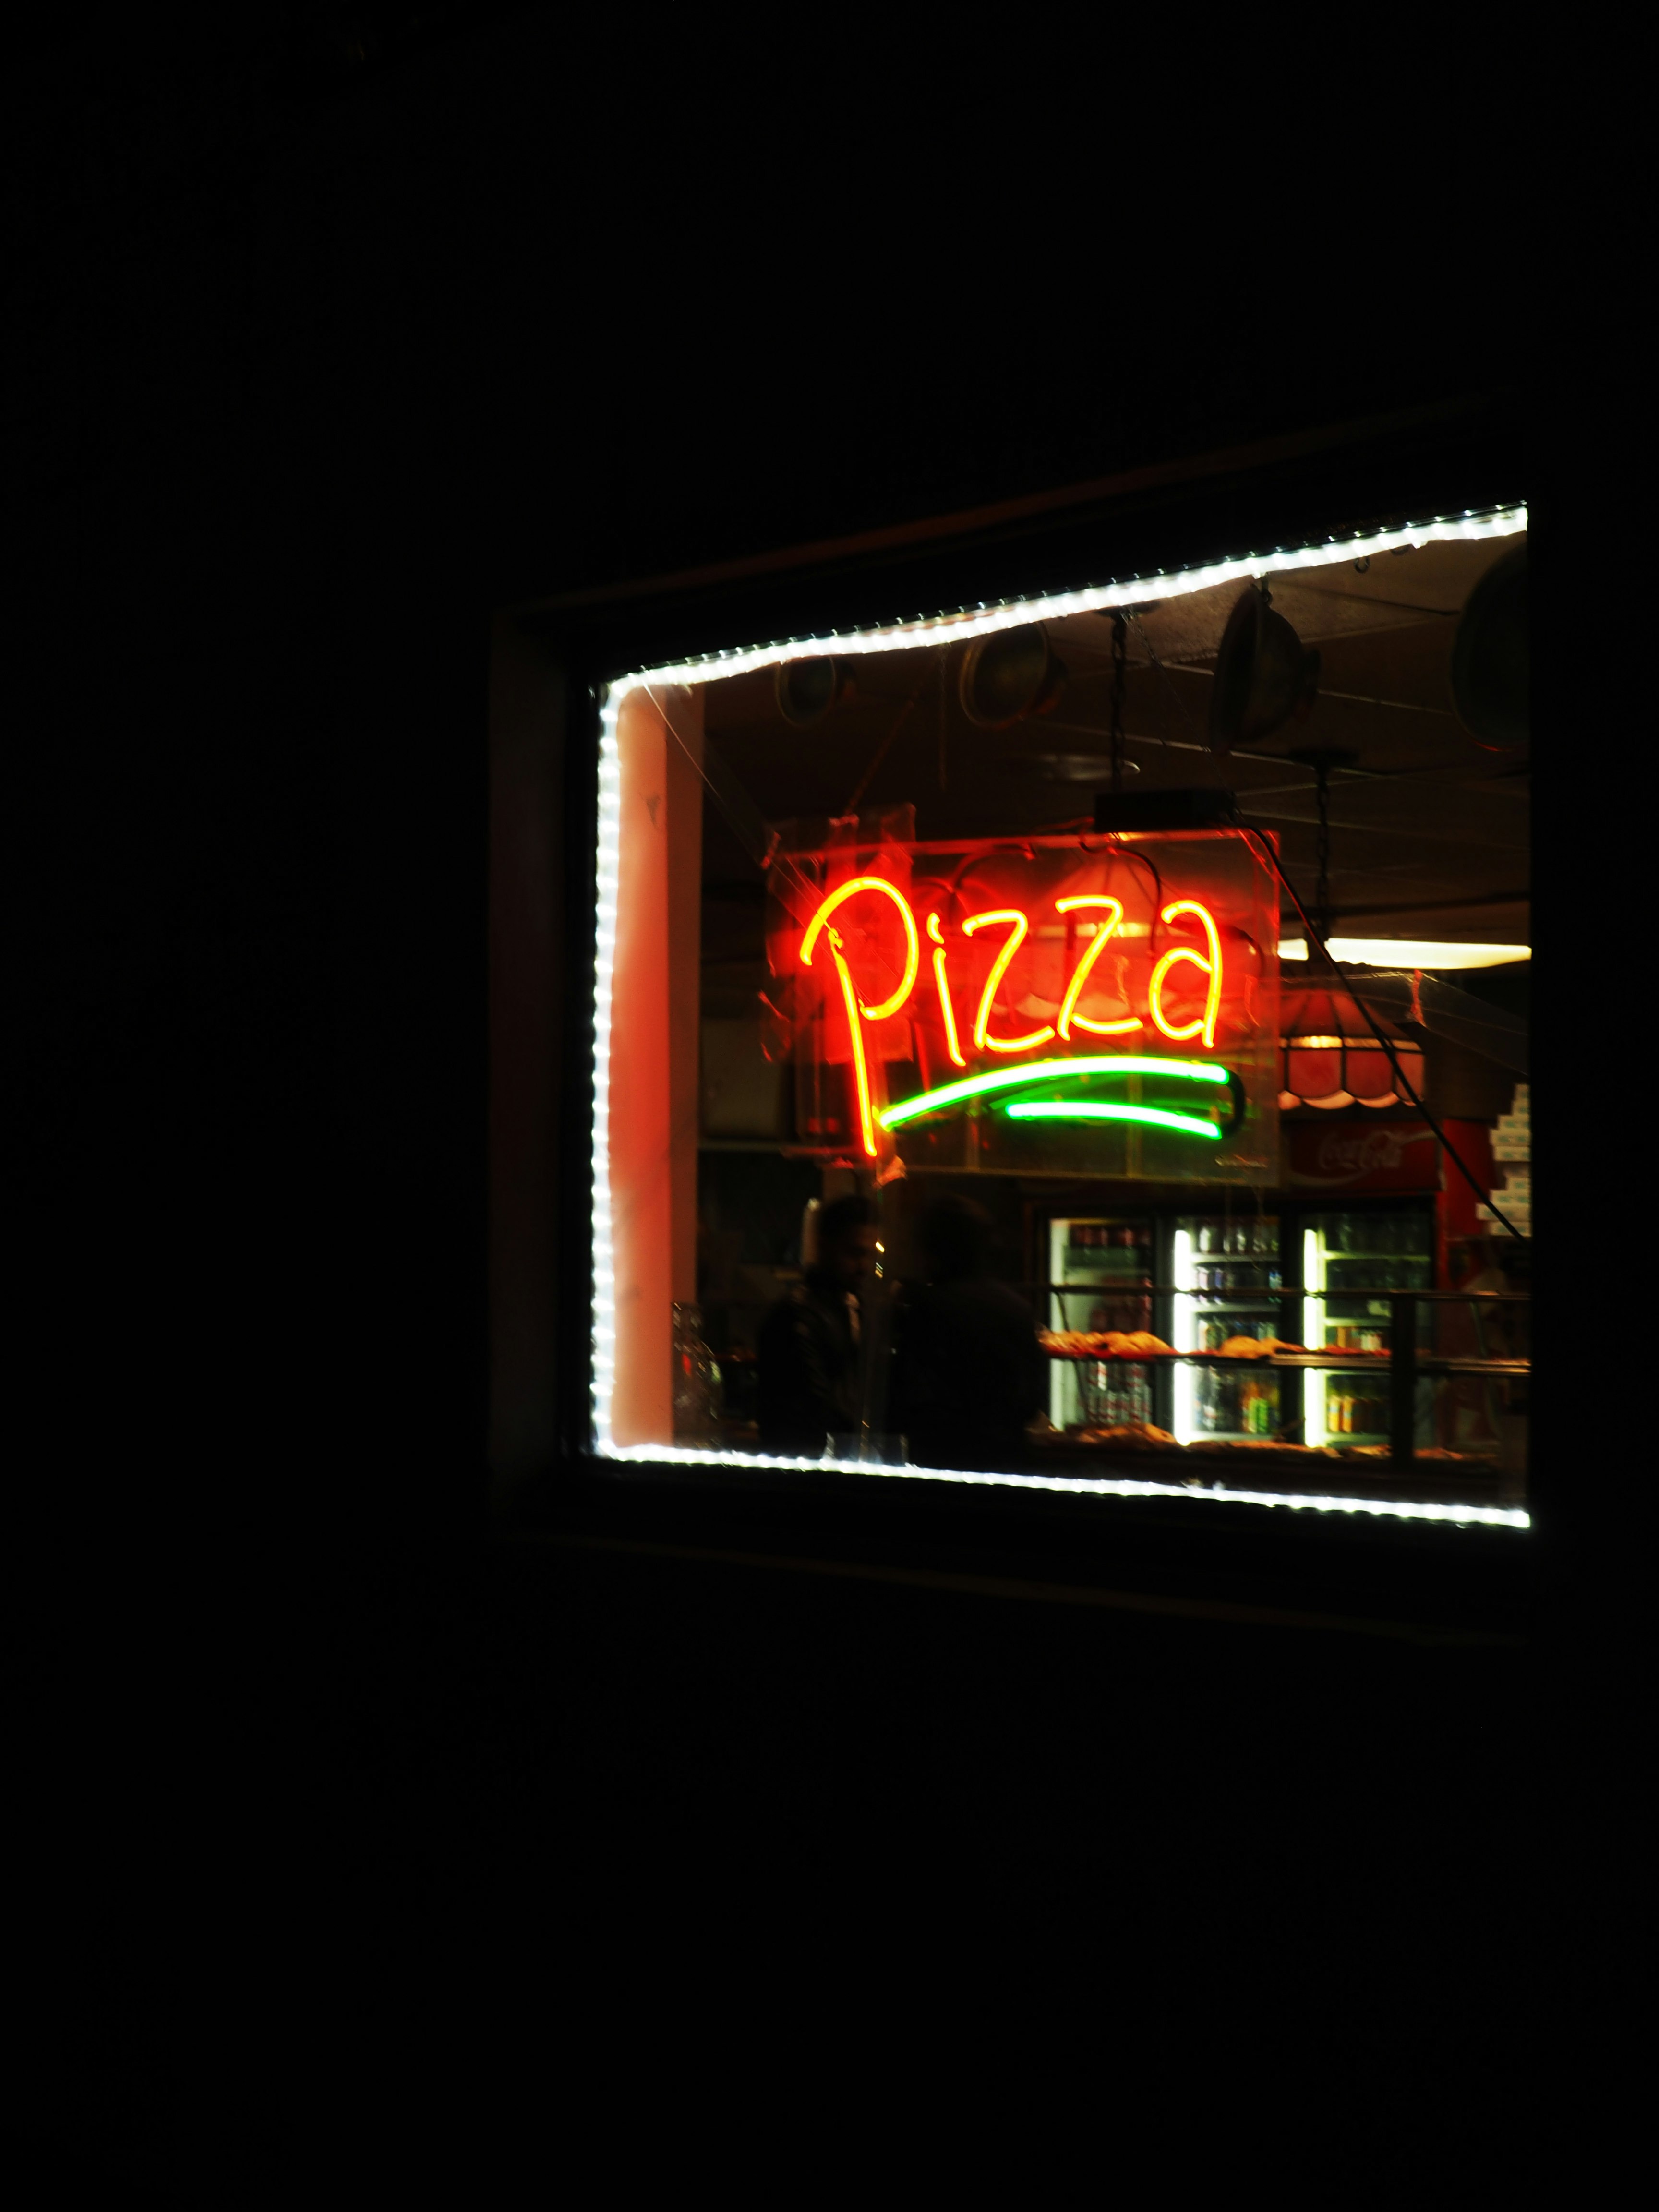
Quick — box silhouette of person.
[890,1193,1046,1471]
[756,1194,877,1457]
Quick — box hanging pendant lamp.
[775,657,854,727]
[959,624,1068,729]
[1278,981,1425,1110]
[1209,582,1320,755]
[1450,545,1527,751]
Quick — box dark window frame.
[494,396,1538,1632]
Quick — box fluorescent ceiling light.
[1277,939,1529,969]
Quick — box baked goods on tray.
[1039,1329,1174,1357]
[1329,1446,1497,1464]
[1186,1436,1299,1451]
[1076,1421,1178,1448]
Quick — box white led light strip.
[592,1443,1529,1528]
[589,503,1530,1530]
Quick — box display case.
[1168,1214,1288,1443]
[1299,1203,1434,1449]
[1033,1281,1527,1503]
[1044,1214,1154,1431]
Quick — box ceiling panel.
[697,530,1527,949]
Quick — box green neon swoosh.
[1005,1100,1223,1140]
[878,1054,1227,1130]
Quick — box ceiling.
[696,530,1527,967]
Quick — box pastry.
[1079,1421,1178,1447]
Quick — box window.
[587,505,1529,1530]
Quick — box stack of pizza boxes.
[1480,1083,1530,1237]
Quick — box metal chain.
[842,689,919,819]
[1109,613,1128,793]
[1313,760,1333,944]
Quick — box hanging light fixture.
[1450,544,1527,751]
[1286,743,1358,949]
[775,657,854,727]
[1278,981,1425,1110]
[1271,737,1429,1107]
[958,623,1068,729]
[1209,581,1320,755]
[1096,603,1234,830]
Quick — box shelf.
[1323,1250,1431,1261]
[1029,1286,1527,1302]
[1041,1349,1529,1374]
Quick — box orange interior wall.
[609,686,703,1447]
[665,696,705,1304]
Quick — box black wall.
[8,12,1536,1573]
[5,17,1578,2196]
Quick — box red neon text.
[798,875,918,1021]
[1148,900,1222,1049]
[926,911,967,1067]
[1054,895,1143,1039]
[962,909,1057,1054]
[798,881,1229,1141]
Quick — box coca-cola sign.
[1286,1120,1440,1191]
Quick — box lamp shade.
[1450,546,1527,750]
[959,624,1068,729]
[1278,982,1424,1109]
[1209,587,1320,755]
[775,657,853,727]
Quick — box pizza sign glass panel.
[767,827,1280,1184]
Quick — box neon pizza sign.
[768,828,1280,1181]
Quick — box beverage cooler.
[1034,1194,1443,1449]
[1166,1213,1288,1443]
[1042,1214,1155,1432]
[1296,1202,1435,1450]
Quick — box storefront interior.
[598,517,1529,1520]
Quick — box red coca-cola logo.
[1292,1123,1439,1189]
[1314,1128,1426,1177]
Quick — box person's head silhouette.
[812,1193,877,1293]
[917,1194,993,1283]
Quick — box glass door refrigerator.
[1165,1213,1289,1444]
[1297,1201,1435,1450]
[1041,1212,1155,1433]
